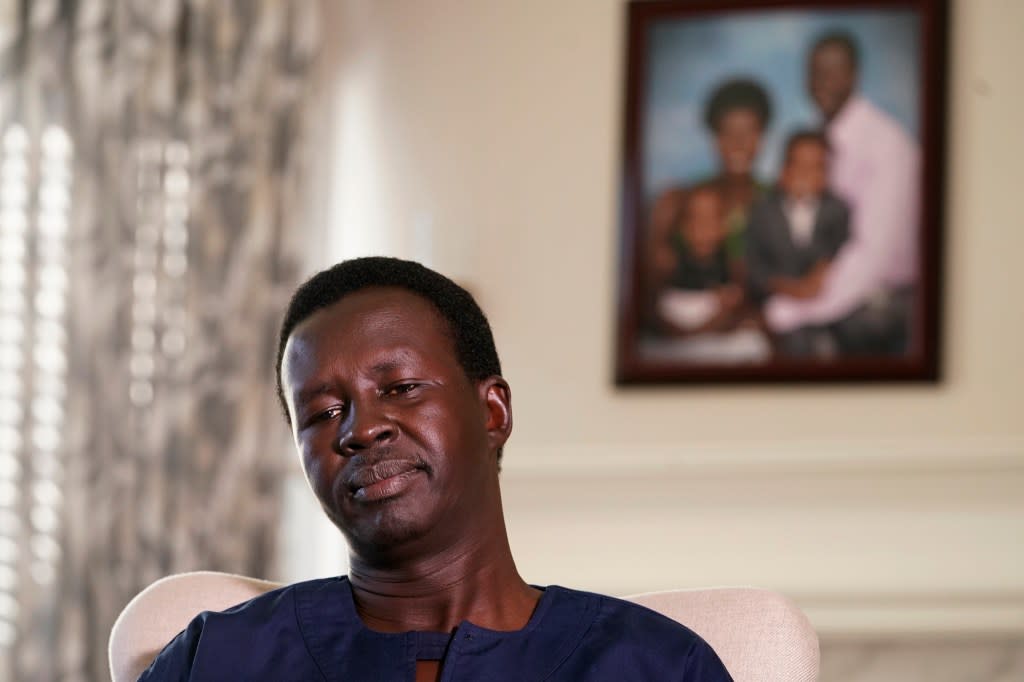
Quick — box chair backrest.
[109,571,283,682]
[110,573,819,682]
[626,587,819,682]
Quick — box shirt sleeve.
[824,198,851,260]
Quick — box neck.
[715,174,755,207]
[720,173,753,190]
[347,507,540,634]
[825,93,854,125]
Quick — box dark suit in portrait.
[747,190,849,298]
[746,189,851,356]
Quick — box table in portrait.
[615,0,948,384]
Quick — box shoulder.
[138,577,341,680]
[843,96,918,155]
[856,96,901,127]
[581,588,706,645]
[548,586,733,680]
[651,184,689,215]
[196,575,338,624]
[186,575,345,639]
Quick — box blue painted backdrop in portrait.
[644,9,920,200]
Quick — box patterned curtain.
[0,1,321,679]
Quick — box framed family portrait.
[615,0,948,384]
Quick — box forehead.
[789,139,827,160]
[282,287,458,388]
[718,107,760,126]
[812,42,854,69]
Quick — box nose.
[335,401,396,456]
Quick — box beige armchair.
[109,572,818,681]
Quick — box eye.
[384,382,420,397]
[304,404,344,429]
[321,405,345,419]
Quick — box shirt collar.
[294,577,598,681]
[826,93,867,145]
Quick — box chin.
[725,164,753,178]
[334,505,433,557]
[815,98,840,118]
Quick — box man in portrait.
[139,257,733,680]
[763,30,920,356]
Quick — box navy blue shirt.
[139,576,733,681]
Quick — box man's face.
[714,108,763,177]
[808,42,856,120]
[281,287,509,558]
[780,140,829,200]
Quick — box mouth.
[344,459,425,503]
[813,88,838,107]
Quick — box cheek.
[419,405,487,466]
[821,75,844,95]
[415,401,466,443]
[300,441,338,490]
[716,133,738,153]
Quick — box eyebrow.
[369,348,419,375]
[295,384,332,407]
[369,359,403,375]
[293,351,420,406]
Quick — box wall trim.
[503,436,1024,478]
[799,591,1024,638]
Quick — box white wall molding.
[499,437,1024,637]
[503,436,1024,478]
[803,591,1024,638]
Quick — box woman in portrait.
[643,77,773,330]
[697,77,773,268]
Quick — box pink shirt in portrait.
[765,95,920,332]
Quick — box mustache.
[342,451,431,492]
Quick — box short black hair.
[783,129,831,164]
[703,77,773,132]
[275,256,502,422]
[810,30,860,71]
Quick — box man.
[764,31,920,355]
[140,257,732,680]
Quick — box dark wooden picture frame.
[615,0,948,384]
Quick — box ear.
[479,376,512,452]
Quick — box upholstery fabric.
[628,588,819,682]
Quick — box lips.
[344,459,424,503]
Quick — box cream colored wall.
[297,0,1024,636]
